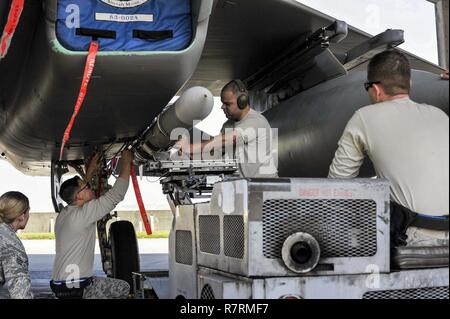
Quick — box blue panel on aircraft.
[56,0,192,51]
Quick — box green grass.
[136,230,170,239]
[18,231,170,240]
[18,233,56,240]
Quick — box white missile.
[136,86,214,160]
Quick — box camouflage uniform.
[83,277,130,299]
[406,227,450,247]
[0,223,33,299]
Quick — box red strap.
[1,0,24,59]
[59,41,99,160]
[130,164,153,235]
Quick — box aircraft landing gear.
[109,220,140,290]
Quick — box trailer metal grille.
[199,216,221,255]
[201,284,216,299]
[175,230,193,265]
[363,286,449,299]
[224,215,245,259]
[262,199,377,259]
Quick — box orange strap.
[59,41,99,160]
[130,164,153,235]
[1,0,25,59]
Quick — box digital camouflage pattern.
[407,227,450,247]
[0,223,33,299]
[82,277,129,299]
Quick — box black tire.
[109,221,140,290]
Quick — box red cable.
[1,0,25,59]
[130,164,153,235]
[59,41,99,160]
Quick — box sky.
[297,0,438,64]
[0,0,440,212]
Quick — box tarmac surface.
[1,239,169,299]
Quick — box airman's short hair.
[368,50,411,96]
[59,176,82,205]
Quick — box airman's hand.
[174,135,190,156]
[118,150,134,180]
[85,152,101,181]
[441,70,449,80]
[121,150,134,166]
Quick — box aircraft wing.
[0,0,444,175]
[185,0,444,96]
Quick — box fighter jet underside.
[0,0,446,175]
